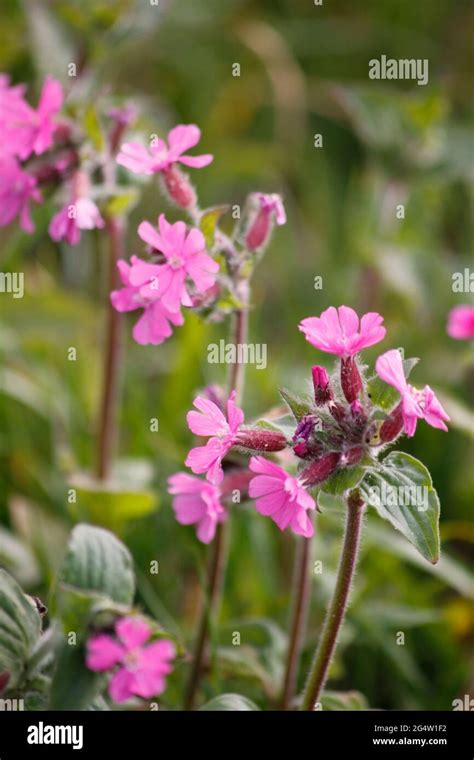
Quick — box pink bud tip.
[312,365,333,405]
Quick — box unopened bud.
[340,356,363,404]
[380,402,404,443]
[236,427,288,452]
[341,446,364,466]
[244,192,285,251]
[300,452,340,486]
[312,365,333,405]
[162,164,197,209]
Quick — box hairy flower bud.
[341,446,364,466]
[162,164,197,208]
[300,452,340,486]
[340,356,363,404]
[293,415,322,459]
[244,193,286,251]
[312,365,333,405]
[379,402,404,443]
[236,427,288,452]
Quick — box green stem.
[184,308,248,710]
[301,492,365,711]
[96,216,125,480]
[279,532,313,709]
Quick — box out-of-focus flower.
[0,156,41,233]
[111,255,184,345]
[137,214,219,313]
[0,75,63,160]
[48,173,104,246]
[86,617,175,703]
[168,472,226,543]
[117,124,213,175]
[245,192,286,250]
[447,305,474,340]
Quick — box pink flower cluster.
[169,306,450,546]
[86,616,175,703]
[111,214,219,345]
[0,73,105,243]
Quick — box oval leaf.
[200,693,260,711]
[0,569,41,689]
[360,451,440,564]
[59,524,135,605]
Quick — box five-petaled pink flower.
[299,306,386,358]
[0,156,41,233]
[376,349,449,437]
[185,391,244,484]
[137,213,219,313]
[0,75,63,160]
[111,255,184,345]
[248,456,315,538]
[117,124,213,176]
[86,617,175,703]
[168,472,226,543]
[447,305,474,340]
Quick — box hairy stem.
[96,216,125,480]
[279,531,313,709]
[184,307,248,710]
[301,493,365,711]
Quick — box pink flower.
[111,256,184,345]
[49,197,105,246]
[86,617,175,703]
[117,124,213,175]
[447,305,474,340]
[375,349,449,437]
[299,306,386,358]
[0,75,63,160]
[248,456,315,538]
[137,213,219,313]
[185,391,244,484]
[168,472,226,543]
[0,156,41,233]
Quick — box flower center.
[123,649,141,671]
[168,255,183,270]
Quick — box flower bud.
[312,365,333,405]
[244,193,286,251]
[340,356,363,404]
[379,402,404,443]
[162,164,197,209]
[300,452,340,486]
[341,446,364,466]
[236,427,288,452]
[293,415,322,459]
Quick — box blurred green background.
[0,0,472,710]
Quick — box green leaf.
[68,472,156,531]
[320,690,369,710]
[0,527,40,586]
[367,355,418,410]
[320,465,365,496]
[199,205,229,247]
[0,569,42,690]
[83,104,105,151]
[59,524,135,605]
[360,452,440,564]
[279,388,313,421]
[50,643,106,711]
[200,693,260,711]
[105,189,140,218]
